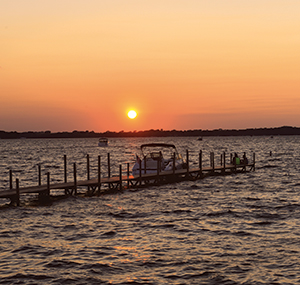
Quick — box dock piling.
[186,150,190,178]
[97,155,101,194]
[119,165,122,190]
[199,150,203,178]
[156,156,160,182]
[210,152,215,172]
[139,159,142,186]
[87,154,90,180]
[15,178,20,206]
[87,154,90,193]
[38,164,41,186]
[64,155,67,183]
[73,163,77,195]
[47,172,50,196]
[127,163,130,188]
[9,169,12,189]
[38,172,51,204]
[107,153,111,178]
[172,152,175,176]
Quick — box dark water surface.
[1,136,300,284]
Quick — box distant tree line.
[1,126,300,139]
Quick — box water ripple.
[1,136,300,284]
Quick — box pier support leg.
[139,159,142,186]
[186,150,190,179]
[156,157,160,184]
[119,165,122,191]
[107,153,111,178]
[172,152,176,180]
[73,163,77,195]
[199,150,203,178]
[222,152,226,174]
[97,155,101,195]
[10,178,20,206]
[108,153,111,189]
[64,155,68,195]
[38,164,41,186]
[64,155,67,183]
[9,169,13,190]
[38,172,51,205]
[47,172,50,196]
[87,154,90,194]
[210,152,215,174]
[15,178,20,206]
[127,163,130,189]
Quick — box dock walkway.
[0,150,255,206]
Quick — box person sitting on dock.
[232,153,240,165]
[241,152,248,165]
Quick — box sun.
[128,110,137,119]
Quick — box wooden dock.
[0,151,255,206]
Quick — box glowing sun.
[128,110,137,119]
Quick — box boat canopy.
[140,143,176,150]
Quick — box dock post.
[107,153,111,178]
[64,155,68,195]
[107,153,111,189]
[230,153,233,165]
[212,152,215,173]
[38,172,50,204]
[64,155,67,183]
[87,154,90,180]
[47,172,50,196]
[127,163,130,189]
[87,154,90,193]
[119,165,122,190]
[220,154,223,166]
[15,178,20,206]
[199,150,203,178]
[156,156,160,183]
[38,164,41,185]
[139,159,142,186]
[172,152,175,176]
[73,163,77,195]
[9,169,13,189]
[253,153,256,171]
[97,155,101,194]
[223,152,226,173]
[186,149,190,178]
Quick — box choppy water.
[1,136,300,284]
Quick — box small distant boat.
[197,137,203,141]
[98,138,108,147]
[132,143,186,176]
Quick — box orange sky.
[1,0,300,132]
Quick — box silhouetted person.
[232,153,240,165]
[242,152,248,165]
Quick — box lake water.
[0,136,300,284]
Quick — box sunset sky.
[1,0,300,132]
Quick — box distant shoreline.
[1,126,300,139]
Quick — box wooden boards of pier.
[1,151,255,206]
